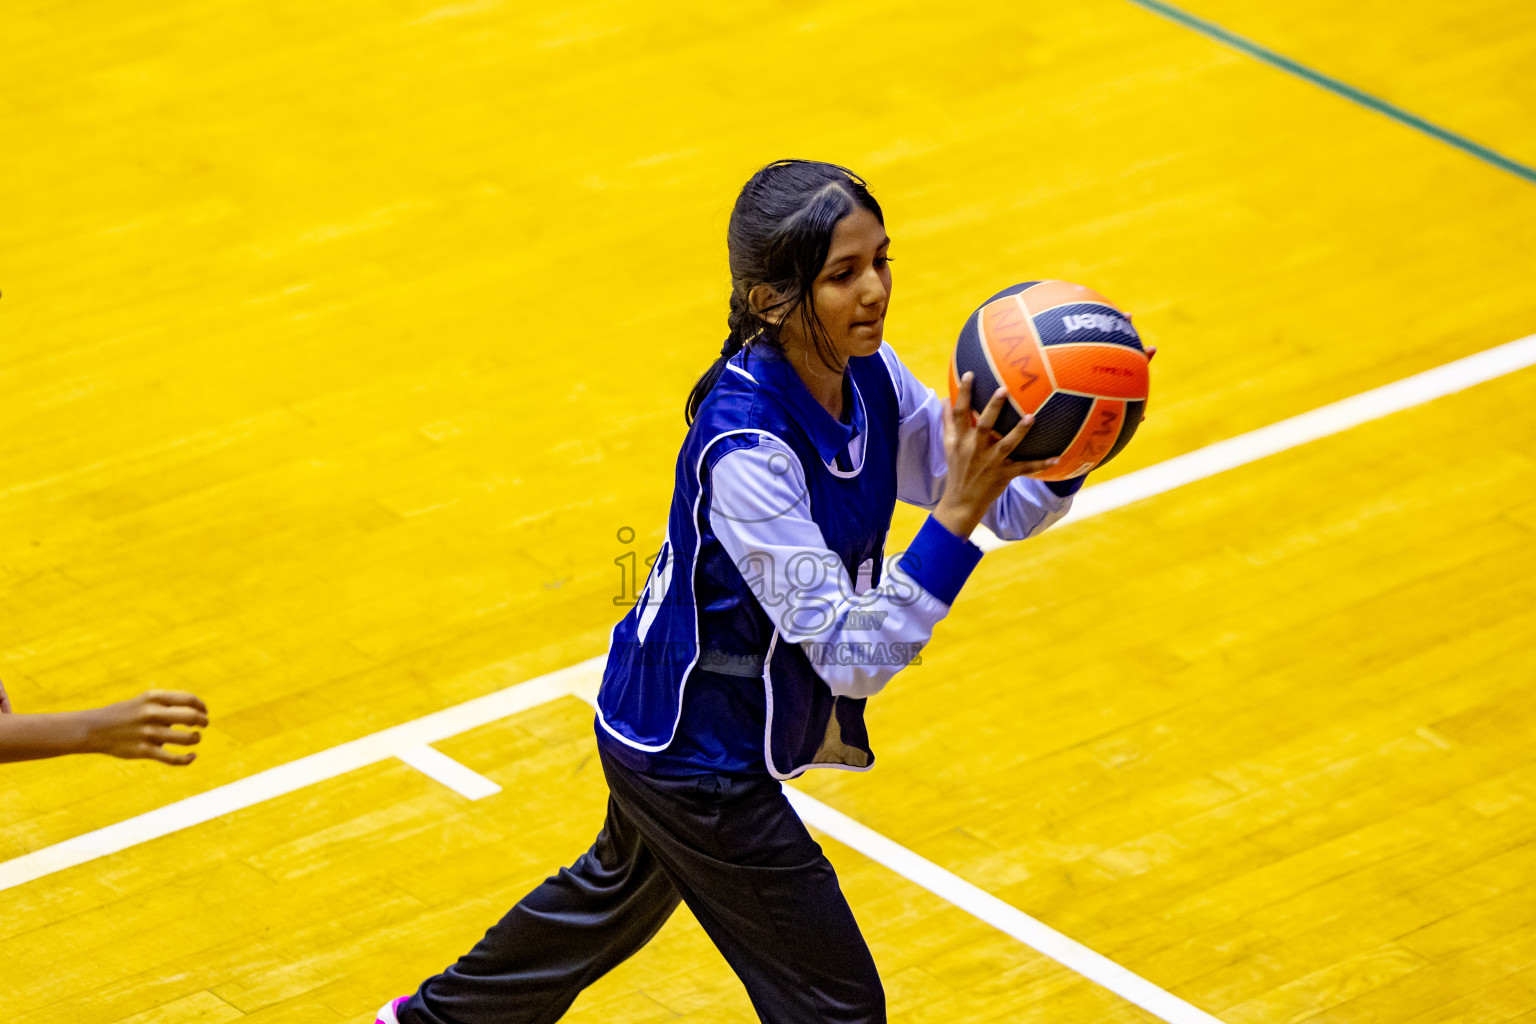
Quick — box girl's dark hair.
[685,160,884,424]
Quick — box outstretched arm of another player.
[0,685,209,765]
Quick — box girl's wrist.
[72,707,109,754]
[933,498,981,540]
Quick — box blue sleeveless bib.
[595,343,902,779]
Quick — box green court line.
[1124,0,1536,186]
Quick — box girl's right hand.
[933,373,1058,540]
[84,690,209,765]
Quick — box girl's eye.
[874,255,893,268]
[832,270,854,281]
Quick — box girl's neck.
[779,338,847,419]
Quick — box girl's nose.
[861,270,888,304]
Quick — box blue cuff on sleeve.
[1045,475,1086,497]
[898,515,984,606]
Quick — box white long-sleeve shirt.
[706,342,1074,699]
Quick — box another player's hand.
[84,690,209,765]
[935,373,1056,539]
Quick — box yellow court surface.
[2,0,1535,1022]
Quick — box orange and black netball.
[950,280,1150,481]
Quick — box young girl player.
[379,160,1087,1024]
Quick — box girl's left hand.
[0,678,10,714]
[935,374,1057,539]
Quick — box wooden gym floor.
[2,0,1535,1021]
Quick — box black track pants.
[398,745,885,1024]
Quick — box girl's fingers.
[147,705,210,729]
[950,373,975,434]
[145,690,208,714]
[975,386,1009,434]
[145,745,196,766]
[151,727,202,748]
[995,411,1036,458]
[1007,457,1061,477]
[1146,345,1157,362]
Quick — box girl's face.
[781,205,893,365]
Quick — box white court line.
[783,789,1223,1024]
[3,334,1534,1017]
[0,660,600,892]
[976,332,1536,551]
[573,683,1225,1022]
[396,745,502,800]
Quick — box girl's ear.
[748,284,787,325]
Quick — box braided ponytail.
[725,290,753,352]
[685,291,753,424]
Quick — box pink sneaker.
[374,997,408,1023]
